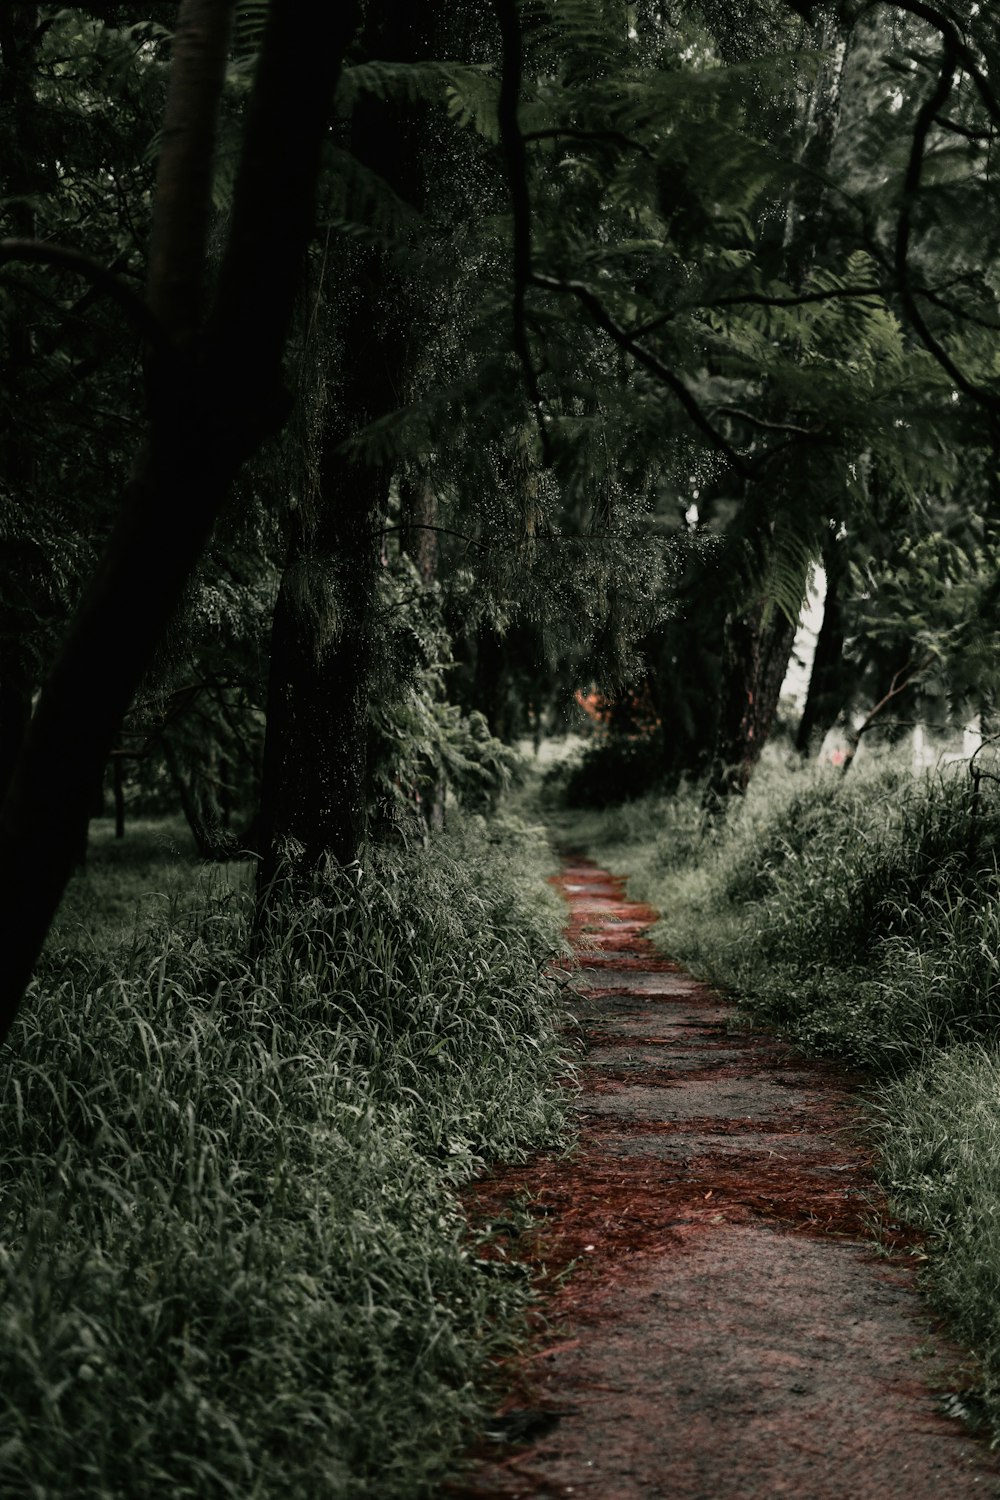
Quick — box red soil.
[450,858,1000,1500]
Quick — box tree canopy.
[1,0,999,1030]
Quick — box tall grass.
[562,747,1000,1440]
[0,813,570,1498]
[876,1046,1000,1424]
[571,752,1000,1068]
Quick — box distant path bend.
[456,854,1000,1500]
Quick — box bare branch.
[713,406,825,437]
[0,238,169,352]
[844,657,932,770]
[895,34,1000,414]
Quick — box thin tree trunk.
[708,600,798,802]
[113,753,125,840]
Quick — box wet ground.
[451,856,1000,1499]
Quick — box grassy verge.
[0,811,571,1498]
[546,748,1000,1439]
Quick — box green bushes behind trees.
[558,750,1000,1440]
[0,813,570,1499]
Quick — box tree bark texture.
[708,600,798,801]
[256,0,442,891]
[257,449,386,882]
[0,1,363,1047]
[399,468,439,585]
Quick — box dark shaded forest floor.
[452,857,1000,1499]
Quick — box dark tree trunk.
[399,467,439,585]
[473,624,510,741]
[0,672,31,804]
[218,755,231,831]
[699,12,851,803]
[0,7,42,799]
[399,469,446,827]
[257,455,385,884]
[113,753,125,840]
[256,1,443,893]
[708,600,798,801]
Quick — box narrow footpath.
[456,855,1000,1499]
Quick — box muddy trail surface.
[453,856,1000,1500]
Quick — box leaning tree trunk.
[0,0,363,1046]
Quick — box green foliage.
[0,813,570,1499]
[0,7,164,689]
[370,557,523,829]
[875,1046,1000,1439]
[565,746,1000,1444]
[845,528,1000,719]
[574,751,1000,1067]
[552,729,667,807]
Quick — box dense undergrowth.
[0,812,570,1499]
[549,747,1000,1443]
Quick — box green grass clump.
[572,752,1000,1068]
[562,745,1000,1441]
[875,1045,1000,1420]
[0,813,570,1499]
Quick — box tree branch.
[843,656,932,771]
[529,271,754,478]
[894,34,1000,414]
[702,284,884,312]
[712,406,825,437]
[0,239,169,353]
[523,126,654,159]
[884,0,1000,131]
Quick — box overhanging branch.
[886,0,1000,131]
[530,271,754,478]
[895,34,1000,415]
[0,238,170,353]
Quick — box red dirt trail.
[451,856,1000,1500]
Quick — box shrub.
[557,732,666,808]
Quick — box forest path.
[454,855,1000,1499]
